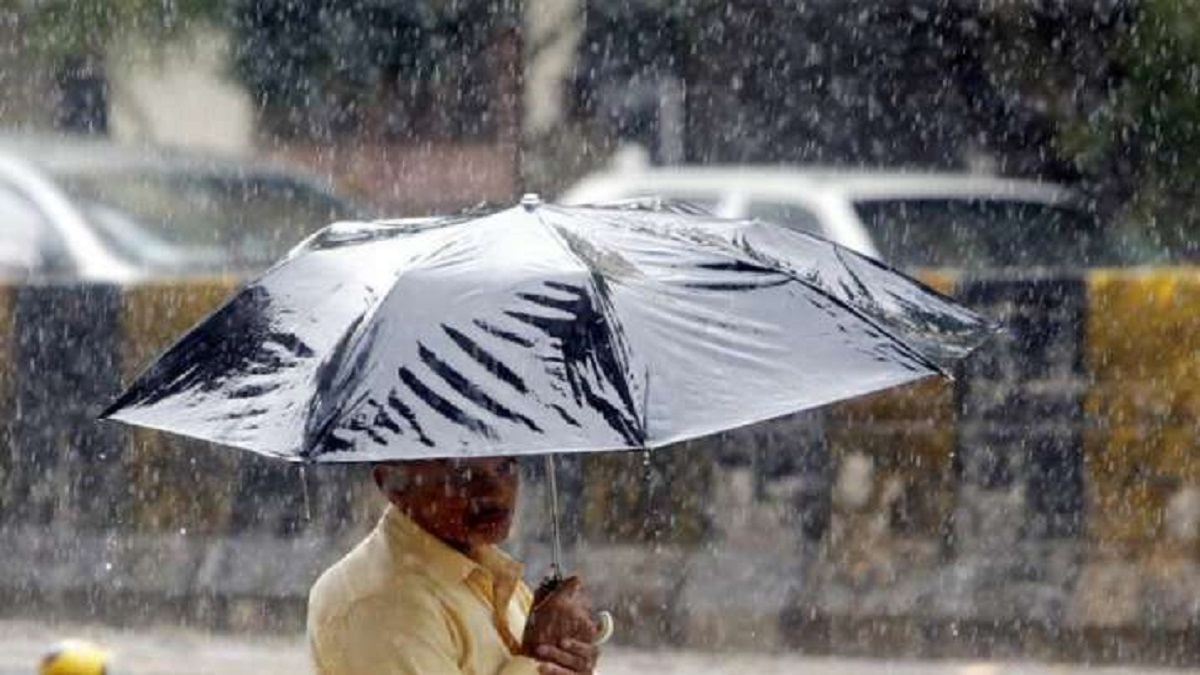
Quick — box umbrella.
[101,194,992,619]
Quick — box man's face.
[384,457,520,551]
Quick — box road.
[1,621,1184,675]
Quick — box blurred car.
[0,133,366,282]
[560,163,1160,269]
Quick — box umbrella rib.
[726,227,950,378]
[833,244,954,377]
[580,211,951,377]
[300,228,467,458]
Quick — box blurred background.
[0,0,1196,672]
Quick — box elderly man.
[308,456,601,674]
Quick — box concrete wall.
[0,269,1196,663]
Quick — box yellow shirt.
[308,506,540,675]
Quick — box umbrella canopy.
[102,197,992,462]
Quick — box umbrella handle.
[593,610,614,645]
[536,577,614,646]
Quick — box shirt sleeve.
[312,590,541,675]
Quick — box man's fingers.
[537,663,577,675]
[534,643,592,672]
[560,638,599,662]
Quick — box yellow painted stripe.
[118,276,243,534]
[826,425,956,536]
[1084,268,1200,545]
[914,268,960,296]
[830,378,955,425]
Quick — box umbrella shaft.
[545,454,564,583]
[300,465,312,521]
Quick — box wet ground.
[1,621,1186,675]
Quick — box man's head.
[373,457,520,552]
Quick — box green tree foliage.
[1060,0,1200,259]
[2,0,223,133]
[226,0,519,140]
[571,2,1106,175]
[12,0,221,60]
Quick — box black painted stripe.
[955,275,1086,539]
[9,283,125,529]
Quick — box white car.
[560,164,1145,269]
[0,134,364,282]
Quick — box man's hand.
[523,576,599,672]
[534,638,599,675]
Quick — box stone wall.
[0,269,1196,664]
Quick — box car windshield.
[54,168,361,273]
[853,198,1166,269]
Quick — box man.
[309,456,601,674]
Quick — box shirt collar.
[380,505,523,587]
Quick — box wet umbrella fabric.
[101,198,992,462]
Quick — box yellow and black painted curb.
[0,269,1193,552]
[824,267,1199,548]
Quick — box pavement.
[1,620,1187,675]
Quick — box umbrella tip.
[520,193,541,211]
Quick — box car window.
[852,198,1160,269]
[54,169,362,274]
[746,200,823,236]
[0,181,73,277]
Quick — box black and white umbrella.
[102,195,992,591]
